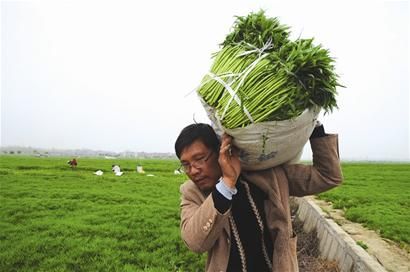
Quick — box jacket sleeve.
[283,134,343,196]
[179,182,230,253]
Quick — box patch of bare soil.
[293,217,340,272]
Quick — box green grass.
[1,157,409,271]
[0,156,204,271]
[318,162,410,251]
[356,240,368,250]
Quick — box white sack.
[137,166,145,174]
[94,170,104,176]
[201,98,320,170]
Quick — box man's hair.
[174,123,220,159]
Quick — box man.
[174,122,342,272]
[67,158,77,169]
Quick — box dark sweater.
[211,125,326,271]
[212,181,273,272]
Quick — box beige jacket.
[179,135,343,272]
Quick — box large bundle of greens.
[197,10,342,129]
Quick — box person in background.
[67,158,77,169]
[136,164,145,174]
[112,164,124,176]
[174,122,342,272]
[112,164,121,173]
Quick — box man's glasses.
[179,152,213,173]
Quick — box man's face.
[179,139,221,192]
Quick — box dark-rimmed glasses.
[179,152,213,173]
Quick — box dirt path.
[311,196,410,272]
[293,216,340,272]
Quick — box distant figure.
[67,158,78,169]
[112,164,120,173]
[112,164,123,176]
[136,165,145,174]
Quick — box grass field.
[0,156,204,271]
[1,156,409,271]
[318,162,410,251]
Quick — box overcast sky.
[1,0,409,161]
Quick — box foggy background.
[1,0,409,161]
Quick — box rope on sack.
[208,39,274,125]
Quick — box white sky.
[1,0,409,161]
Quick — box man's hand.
[310,119,326,139]
[218,133,241,189]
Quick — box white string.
[184,72,241,98]
[206,72,254,123]
[218,39,274,123]
[196,39,274,125]
[238,38,273,57]
[220,52,269,121]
